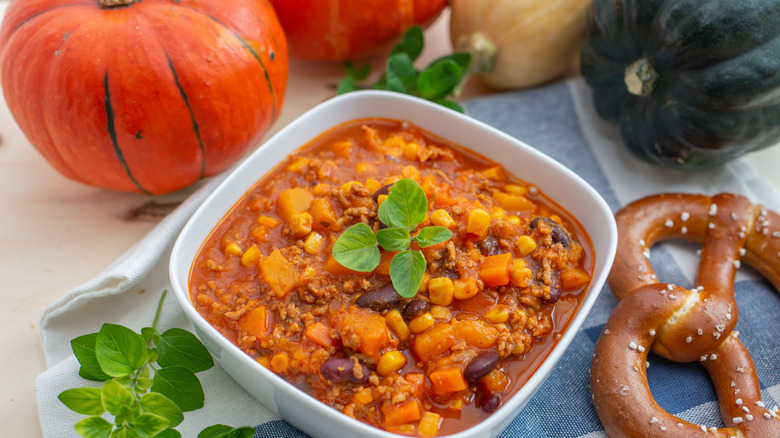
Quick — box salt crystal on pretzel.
[591,193,780,437]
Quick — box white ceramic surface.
[169,90,618,438]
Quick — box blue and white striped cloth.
[37,78,780,437]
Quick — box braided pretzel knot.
[591,193,780,437]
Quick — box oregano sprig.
[337,25,472,113]
[332,178,452,298]
[59,290,254,438]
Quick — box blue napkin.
[37,78,780,438]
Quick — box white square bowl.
[169,90,617,438]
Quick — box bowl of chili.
[169,90,617,437]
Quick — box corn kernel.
[353,388,373,405]
[481,166,505,181]
[304,232,325,255]
[429,305,452,321]
[377,350,407,376]
[301,265,317,281]
[453,278,478,300]
[356,162,376,175]
[467,209,491,238]
[270,352,290,374]
[240,246,261,266]
[385,310,410,342]
[430,209,456,229]
[290,212,313,237]
[377,194,388,206]
[285,156,309,173]
[549,214,562,224]
[225,243,242,256]
[512,259,533,287]
[256,356,270,368]
[504,184,528,195]
[418,273,429,293]
[507,215,521,225]
[257,215,281,228]
[312,183,331,197]
[485,305,510,324]
[418,411,442,437]
[427,277,454,306]
[339,181,362,191]
[490,206,507,220]
[402,141,420,161]
[409,313,435,333]
[402,165,422,181]
[515,235,537,257]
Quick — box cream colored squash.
[450,0,591,90]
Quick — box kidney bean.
[371,183,394,203]
[401,297,431,322]
[478,236,500,256]
[481,392,502,412]
[320,358,370,384]
[529,217,570,248]
[355,283,401,311]
[463,350,500,384]
[547,284,561,303]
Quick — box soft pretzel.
[591,193,780,437]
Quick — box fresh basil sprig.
[59,290,254,438]
[332,179,452,298]
[337,25,472,113]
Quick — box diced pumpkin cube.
[289,212,313,237]
[309,197,340,231]
[375,251,398,276]
[560,267,591,291]
[480,253,513,288]
[511,259,534,287]
[418,411,442,437]
[338,306,394,361]
[481,368,510,392]
[429,367,468,394]
[452,318,498,349]
[323,255,362,276]
[270,352,290,374]
[240,246,262,266]
[259,250,298,298]
[412,322,454,362]
[277,187,313,223]
[304,322,334,348]
[304,232,326,255]
[382,400,422,426]
[238,306,268,338]
[492,192,536,212]
[332,140,353,158]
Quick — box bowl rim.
[169,89,617,438]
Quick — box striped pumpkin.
[270,0,447,61]
[0,0,288,194]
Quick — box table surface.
[3,7,780,438]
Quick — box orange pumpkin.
[270,0,448,61]
[0,0,288,195]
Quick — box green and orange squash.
[269,0,448,61]
[0,0,288,194]
[581,0,780,170]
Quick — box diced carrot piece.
[259,249,298,297]
[452,318,498,349]
[374,251,398,276]
[277,187,313,223]
[381,400,423,426]
[429,367,468,394]
[338,306,395,361]
[411,322,454,362]
[309,197,341,231]
[304,322,334,348]
[479,253,513,288]
[481,369,510,392]
[238,306,268,338]
[560,267,591,291]
[404,372,427,400]
[492,191,537,212]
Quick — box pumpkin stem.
[455,32,498,75]
[99,0,133,7]
[624,58,658,96]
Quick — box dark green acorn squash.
[580,0,780,170]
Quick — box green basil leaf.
[156,328,214,373]
[377,197,392,227]
[435,52,472,72]
[383,179,428,229]
[74,416,113,438]
[131,414,169,437]
[151,366,205,412]
[151,429,181,438]
[390,25,424,61]
[418,59,463,101]
[58,387,105,416]
[332,223,381,272]
[344,61,371,81]
[135,377,154,392]
[376,227,411,251]
[412,226,453,248]
[140,393,183,427]
[96,324,147,377]
[197,425,233,438]
[101,379,134,415]
[110,427,140,438]
[336,76,359,95]
[71,333,112,381]
[384,53,417,93]
[389,250,426,298]
[434,99,465,113]
[140,327,155,343]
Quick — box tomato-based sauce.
[190,119,594,436]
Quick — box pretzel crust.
[591,193,780,437]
